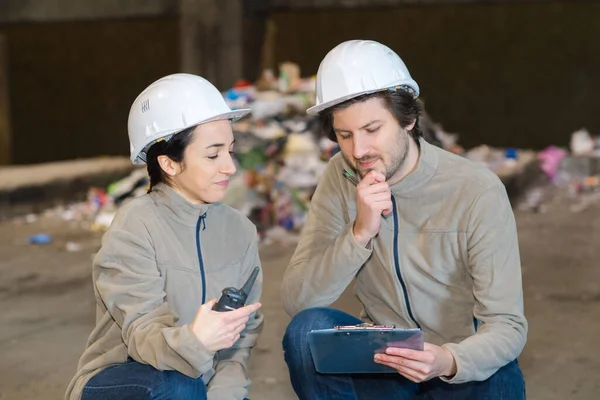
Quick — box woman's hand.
[191,299,262,352]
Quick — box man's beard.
[342,136,409,182]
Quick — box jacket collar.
[149,183,211,227]
[389,137,438,196]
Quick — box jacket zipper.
[391,196,421,329]
[196,212,207,304]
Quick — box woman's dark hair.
[145,126,195,191]
[318,89,423,143]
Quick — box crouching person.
[65,74,263,400]
[281,40,527,400]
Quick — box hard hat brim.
[131,108,251,165]
[306,80,419,116]
[210,108,251,123]
[306,88,381,115]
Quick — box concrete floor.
[0,198,599,400]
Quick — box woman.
[65,74,264,400]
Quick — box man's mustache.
[354,156,379,163]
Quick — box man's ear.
[405,120,416,132]
[157,155,182,177]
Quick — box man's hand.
[374,343,457,383]
[353,171,392,247]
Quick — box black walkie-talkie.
[212,266,260,312]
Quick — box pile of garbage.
[421,112,600,213]
[419,111,538,180]
[523,129,600,213]
[26,63,600,237]
[220,65,332,236]
[34,168,150,232]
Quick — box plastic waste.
[570,128,595,156]
[28,233,53,244]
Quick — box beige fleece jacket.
[65,183,264,400]
[282,138,527,383]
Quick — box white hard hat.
[306,40,419,115]
[128,73,250,165]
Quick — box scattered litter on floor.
[65,241,82,252]
[28,233,53,245]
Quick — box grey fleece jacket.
[282,138,527,383]
[65,183,264,400]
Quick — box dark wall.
[1,17,179,164]
[2,2,598,164]
[271,1,600,150]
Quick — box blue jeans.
[81,359,207,400]
[282,308,526,400]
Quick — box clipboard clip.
[334,323,396,331]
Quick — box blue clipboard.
[308,323,424,374]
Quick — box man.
[281,39,527,399]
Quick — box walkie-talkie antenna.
[240,267,260,296]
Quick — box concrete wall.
[0,0,245,164]
[1,18,179,164]
[0,0,597,164]
[180,0,243,91]
[0,0,177,22]
[270,1,600,150]
[267,0,564,8]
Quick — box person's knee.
[283,307,359,350]
[470,360,525,399]
[162,371,206,399]
[283,308,336,346]
[495,360,525,393]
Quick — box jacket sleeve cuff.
[207,361,248,400]
[439,343,467,384]
[345,221,374,256]
[164,324,216,377]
